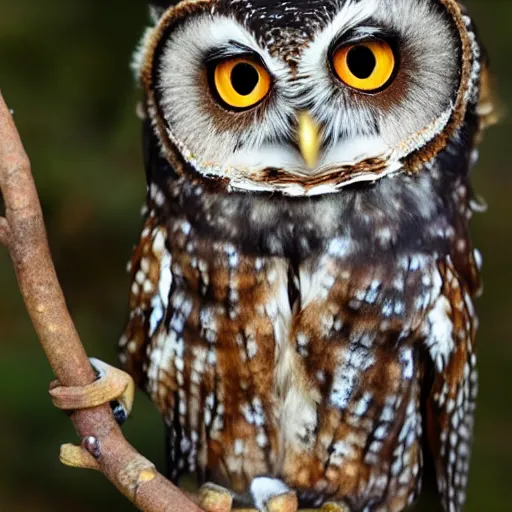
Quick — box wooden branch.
[0,91,201,512]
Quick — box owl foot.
[199,483,233,512]
[49,359,135,470]
[49,357,135,419]
[58,438,101,471]
[196,481,349,511]
[265,492,299,512]
[319,504,347,512]
[198,478,299,512]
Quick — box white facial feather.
[157,15,295,163]
[298,0,460,156]
[321,135,389,165]
[297,0,383,140]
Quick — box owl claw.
[49,357,135,420]
[320,504,347,512]
[198,482,300,512]
[197,481,342,512]
[50,360,135,471]
[199,483,233,512]
[266,491,298,512]
[59,442,101,471]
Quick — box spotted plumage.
[120,1,493,510]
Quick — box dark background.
[0,1,510,510]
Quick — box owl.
[119,0,494,510]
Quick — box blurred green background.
[0,1,509,510]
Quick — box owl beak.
[298,112,321,169]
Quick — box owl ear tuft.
[149,2,179,23]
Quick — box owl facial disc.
[135,0,481,197]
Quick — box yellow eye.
[213,58,271,110]
[332,41,396,92]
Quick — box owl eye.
[332,41,396,92]
[213,58,271,110]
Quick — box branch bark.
[0,92,201,512]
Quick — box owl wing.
[119,213,194,482]
[120,118,178,387]
[119,213,169,389]
[424,257,478,512]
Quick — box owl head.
[134,0,483,197]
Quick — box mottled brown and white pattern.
[120,1,494,510]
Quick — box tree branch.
[0,91,201,512]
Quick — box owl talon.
[110,400,129,426]
[199,483,233,512]
[266,491,298,512]
[320,504,347,512]
[59,441,101,471]
[49,358,135,419]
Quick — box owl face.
[136,0,481,196]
